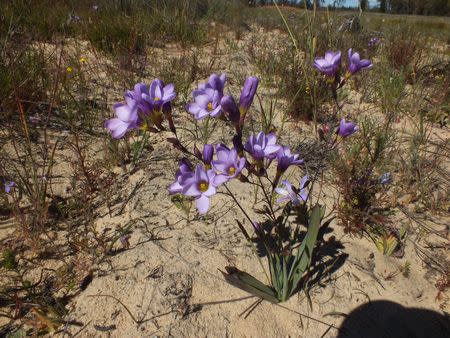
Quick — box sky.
[321,0,378,7]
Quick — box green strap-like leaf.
[221,266,280,303]
[288,204,325,296]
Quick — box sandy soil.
[1,25,449,338]
[59,112,449,337]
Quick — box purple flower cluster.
[169,143,246,214]
[168,131,306,214]
[313,49,372,78]
[188,73,259,132]
[105,79,176,138]
[243,133,303,171]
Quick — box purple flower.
[29,115,41,124]
[198,73,227,98]
[252,221,261,233]
[143,79,176,109]
[368,37,380,48]
[69,13,81,22]
[180,165,218,214]
[239,76,259,113]
[275,176,309,205]
[347,49,372,75]
[105,98,139,138]
[187,88,222,120]
[4,181,15,193]
[244,132,281,160]
[379,172,392,185]
[220,95,240,125]
[276,146,304,172]
[202,144,214,166]
[125,83,153,114]
[169,159,193,195]
[338,118,358,138]
[313,51,342,77]
[119,234,131,248]
[211,144,246,185]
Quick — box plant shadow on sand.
[337,300,450,338]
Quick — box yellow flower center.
[66,66,73,73]
[140,122,149,131]
[154,97,160,101]
[207,102,213,112]
[228,167,236,176]
[198,181,209,192]
[79,57,87,63]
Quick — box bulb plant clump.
[105,46,370,302]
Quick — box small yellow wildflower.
[79,57,87,64]
[66,66,73,73]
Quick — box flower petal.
[196,195,210,214]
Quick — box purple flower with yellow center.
[168,159,193,195]
[347,49,372,76]
[313,51,342,77]
[4,181,15,193]
[275,176,309,205]
[180,164,218,214]
[187,88,222,120]
[338,118,358,138]
[198,73,227,98]
[105,97,139,139]
[276,146,304,173]
[211,144,246,185]
[142,79,176,109]
[239,76,259,114]
[244,132,281,160]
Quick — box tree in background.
[378,0,449,15]
[360,0,368,10]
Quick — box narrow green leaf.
[221,266,280,303]
[289,204,324,296]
